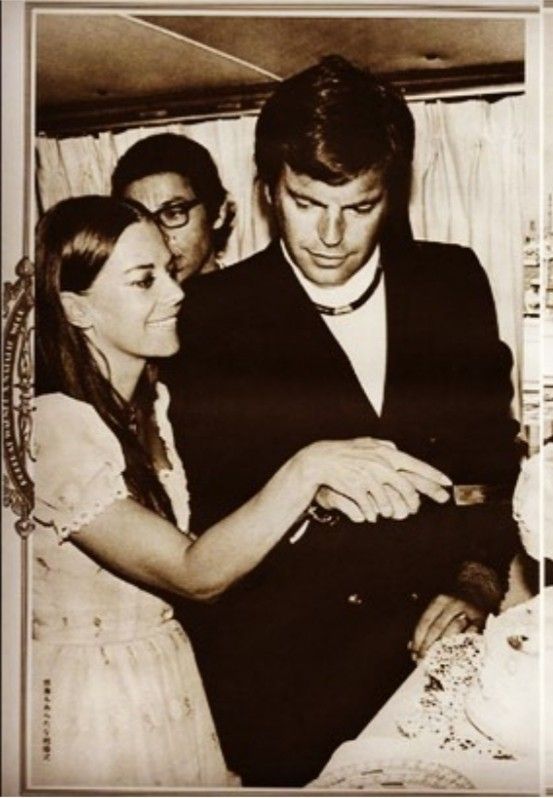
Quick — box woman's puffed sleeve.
[33,394,129,541]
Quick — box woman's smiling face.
[78,219,184,373]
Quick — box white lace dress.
[30,386,235,789]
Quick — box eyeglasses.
[151,199,201,230]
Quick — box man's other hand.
[409,593,487,661]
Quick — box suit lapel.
[379,239,422,430]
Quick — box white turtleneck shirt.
[282,242,387,416]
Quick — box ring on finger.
[452,611,469,628]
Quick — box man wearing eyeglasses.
[112,133,234,282]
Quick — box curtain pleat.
[408,97,524,412]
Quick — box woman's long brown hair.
[35,195,176,523]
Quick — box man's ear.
[60,291,93,329]
[211,196,235,231]
[263,183,273,207]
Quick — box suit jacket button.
[410,592,419,602]
[347,593,363,605]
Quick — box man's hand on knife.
[408,593,487,662]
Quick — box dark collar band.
[314,264,384,316]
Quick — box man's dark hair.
[255,55,415,210]
[111,133,234,253]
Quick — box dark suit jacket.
[161,237,521,786]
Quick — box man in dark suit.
[162,56,522,786]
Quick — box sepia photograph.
[2,0,552,794]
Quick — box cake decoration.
[396,633,513,759]
[513,442,553,561]
[396,443,552,765]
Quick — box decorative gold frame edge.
[3,258,35,540]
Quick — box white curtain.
[409,97,525,407]
[36,116,271,264]
[35,94,525,412]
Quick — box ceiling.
[35,13,525,134]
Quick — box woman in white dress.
[31,195,448,789]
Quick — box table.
[312,639,541,794]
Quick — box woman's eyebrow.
[124,264,154,274]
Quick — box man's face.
[122,172,215,283]
[270,164,389,287]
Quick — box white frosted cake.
[465,590,551,757]
[512,443,553,561]
[397,445,552,769]
[465,445,553,759]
